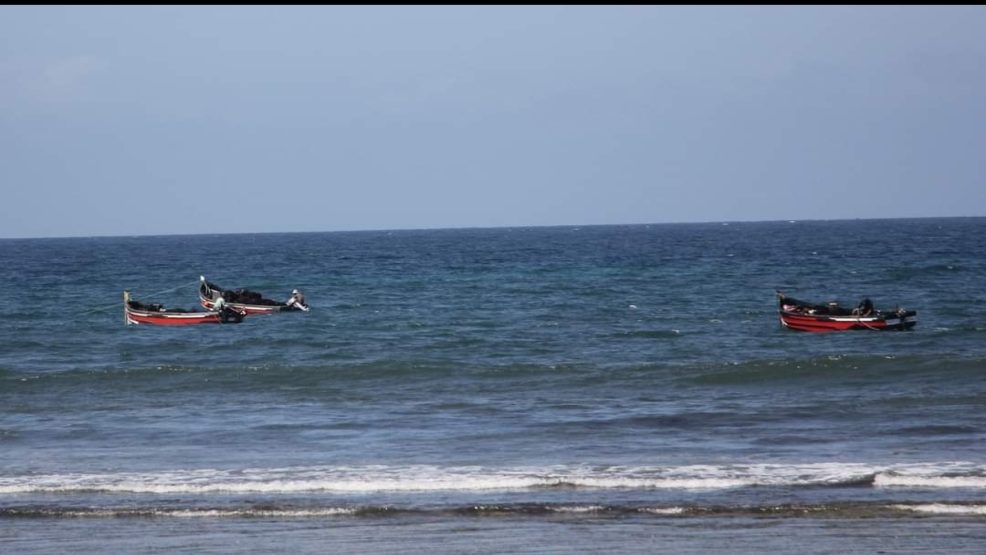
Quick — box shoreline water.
[5,514,986,555]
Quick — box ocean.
[1,218,985,553]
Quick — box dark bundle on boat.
[199,276,304,314]
[125,299,194,313]
[226,288,282,307]
[202,280,282,306]
[778,295,859,316]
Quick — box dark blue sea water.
[2,218,985,553]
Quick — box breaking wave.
[4,502,986,520]
[2,462,983,495]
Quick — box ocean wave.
[612,330,682,340]
[876,475,986,488]
[890,504,986,515]
[685,355,986,386]
[2,462,983,496]
[4,502,985,520]
[8,352,986,387]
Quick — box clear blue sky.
[2,5,984,238]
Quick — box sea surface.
[1,218,985,553]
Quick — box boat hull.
[125,309,224,326]
[777,292,916,332]
[779,311,917,332]
[124,290,244,326]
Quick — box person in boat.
[854,298,874,317]
[214,291,228,313]
[213,291,244,322]
[286,289,310,311]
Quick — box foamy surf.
[891,504,986,515]
[4,503,985,520]
[2,462,983,495]
[876,475,986,488]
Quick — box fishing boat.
[124,291,245,326]
[777,291,916,332]
[199,276,307,314]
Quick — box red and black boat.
[777,291,916,332]
[124,290,245,326]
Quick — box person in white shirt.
[286,289,309,311]
[214,291,228,312]
[213,291,243,322]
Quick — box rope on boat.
[85,279,202,315]
[136,279,203,300]
[851,297,881,331]
[856,316,880,331]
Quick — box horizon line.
[2,215,983,241]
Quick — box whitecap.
[891,504,986,515]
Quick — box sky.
[1,5,985,238]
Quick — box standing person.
[286,289,309,311]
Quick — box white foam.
[876,475,986,488]
[167,508,357,518]
[550,505,605,513]
[891,504,986,515]
[2,462,983,496]
[639,507,686,515]
[873,461,986,489]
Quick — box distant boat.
[124,291,244,326]
[199,276,307,315]
[777,291,916,332]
